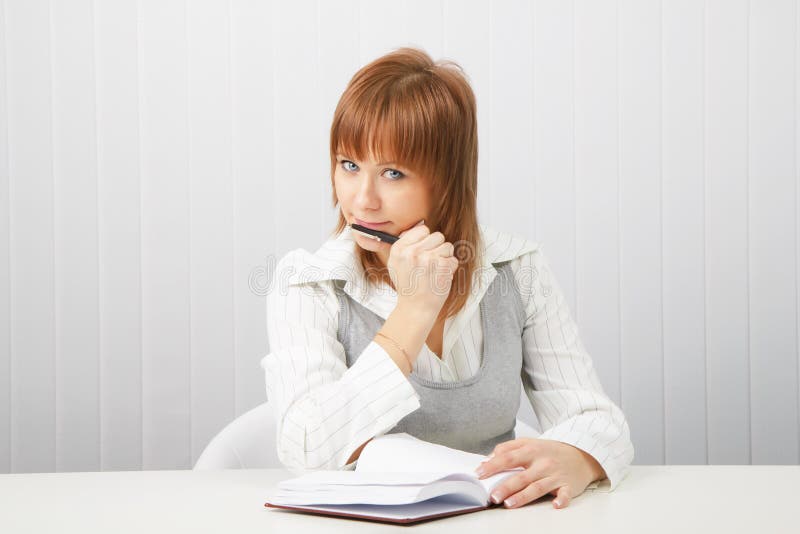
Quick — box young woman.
[262,47,634,510]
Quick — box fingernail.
[474,466,485,477]
[554,499,562,508]
[416,219,425,226]
[490,492,501,504]
[504,498,516,507]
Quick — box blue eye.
[384,169,404,180]
[342,160,359,172]
[339,159,405,181]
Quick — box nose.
[353,174,381,210]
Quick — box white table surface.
[0,466,796,533]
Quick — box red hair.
[329,47,482,320]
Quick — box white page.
[356,433,522,496]
[277,470,458,488]
[271,477,485,506]
[270,484,427,506]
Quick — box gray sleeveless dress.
[334,261,526,455]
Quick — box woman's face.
[334,151,432,258]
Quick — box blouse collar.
[283,223,539,312]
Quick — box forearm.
[274,308,436,469]
[341,303,438,465]
[373,301,438,376]
[270,345,420,471]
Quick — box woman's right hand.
[388,220,459,317]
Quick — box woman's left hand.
[474,438,606,509]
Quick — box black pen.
[350,223,400,244]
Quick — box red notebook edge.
[264,501,493,525]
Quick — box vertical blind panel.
[310,6,333,240]
[533,0,577,317]
[52,0,100,473]
[442,0,492,226]
[747,0,798,464]
[618,0,664,464]
[705,0,751,465]
[187,0,236,468]
[405,0,444,63]
[574,0,622,404]
[273,0,325,258]
[7,0,56,474]
[231,0,275,419]
[139,0,192,470]
[0,0,11,474]
[359,1,406,69]
[797,2,800,462]
[95,0,143,471]
[489,0,535,235]
[661,0,707,465]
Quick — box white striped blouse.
[260,224,634,490]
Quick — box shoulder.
[479,223,541,265]
[479,224,555,301]
[266,249,341,328]
[266,247,341,308]
[272,248,323,286]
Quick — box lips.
[354,218,389,230]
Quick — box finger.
[398,219,427,239]
[432,242,455,257]
[442,256,460,275]
[475,440,528,478]
[475,442,533,479]
[447,256,460,271]
[553,486,571,509]
[414,231,446,251]
[487,464,547,504]
[492,438,530,455]
[503,476,560,509]
[478,441,520,464]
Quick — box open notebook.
[264,433,525,524]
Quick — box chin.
[353,232,381,250]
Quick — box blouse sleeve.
[260,251,421,474]
[511,247,635,491]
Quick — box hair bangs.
[332,81,439,180]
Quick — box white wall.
[0,0,797,473]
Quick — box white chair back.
[194,402,280,469]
